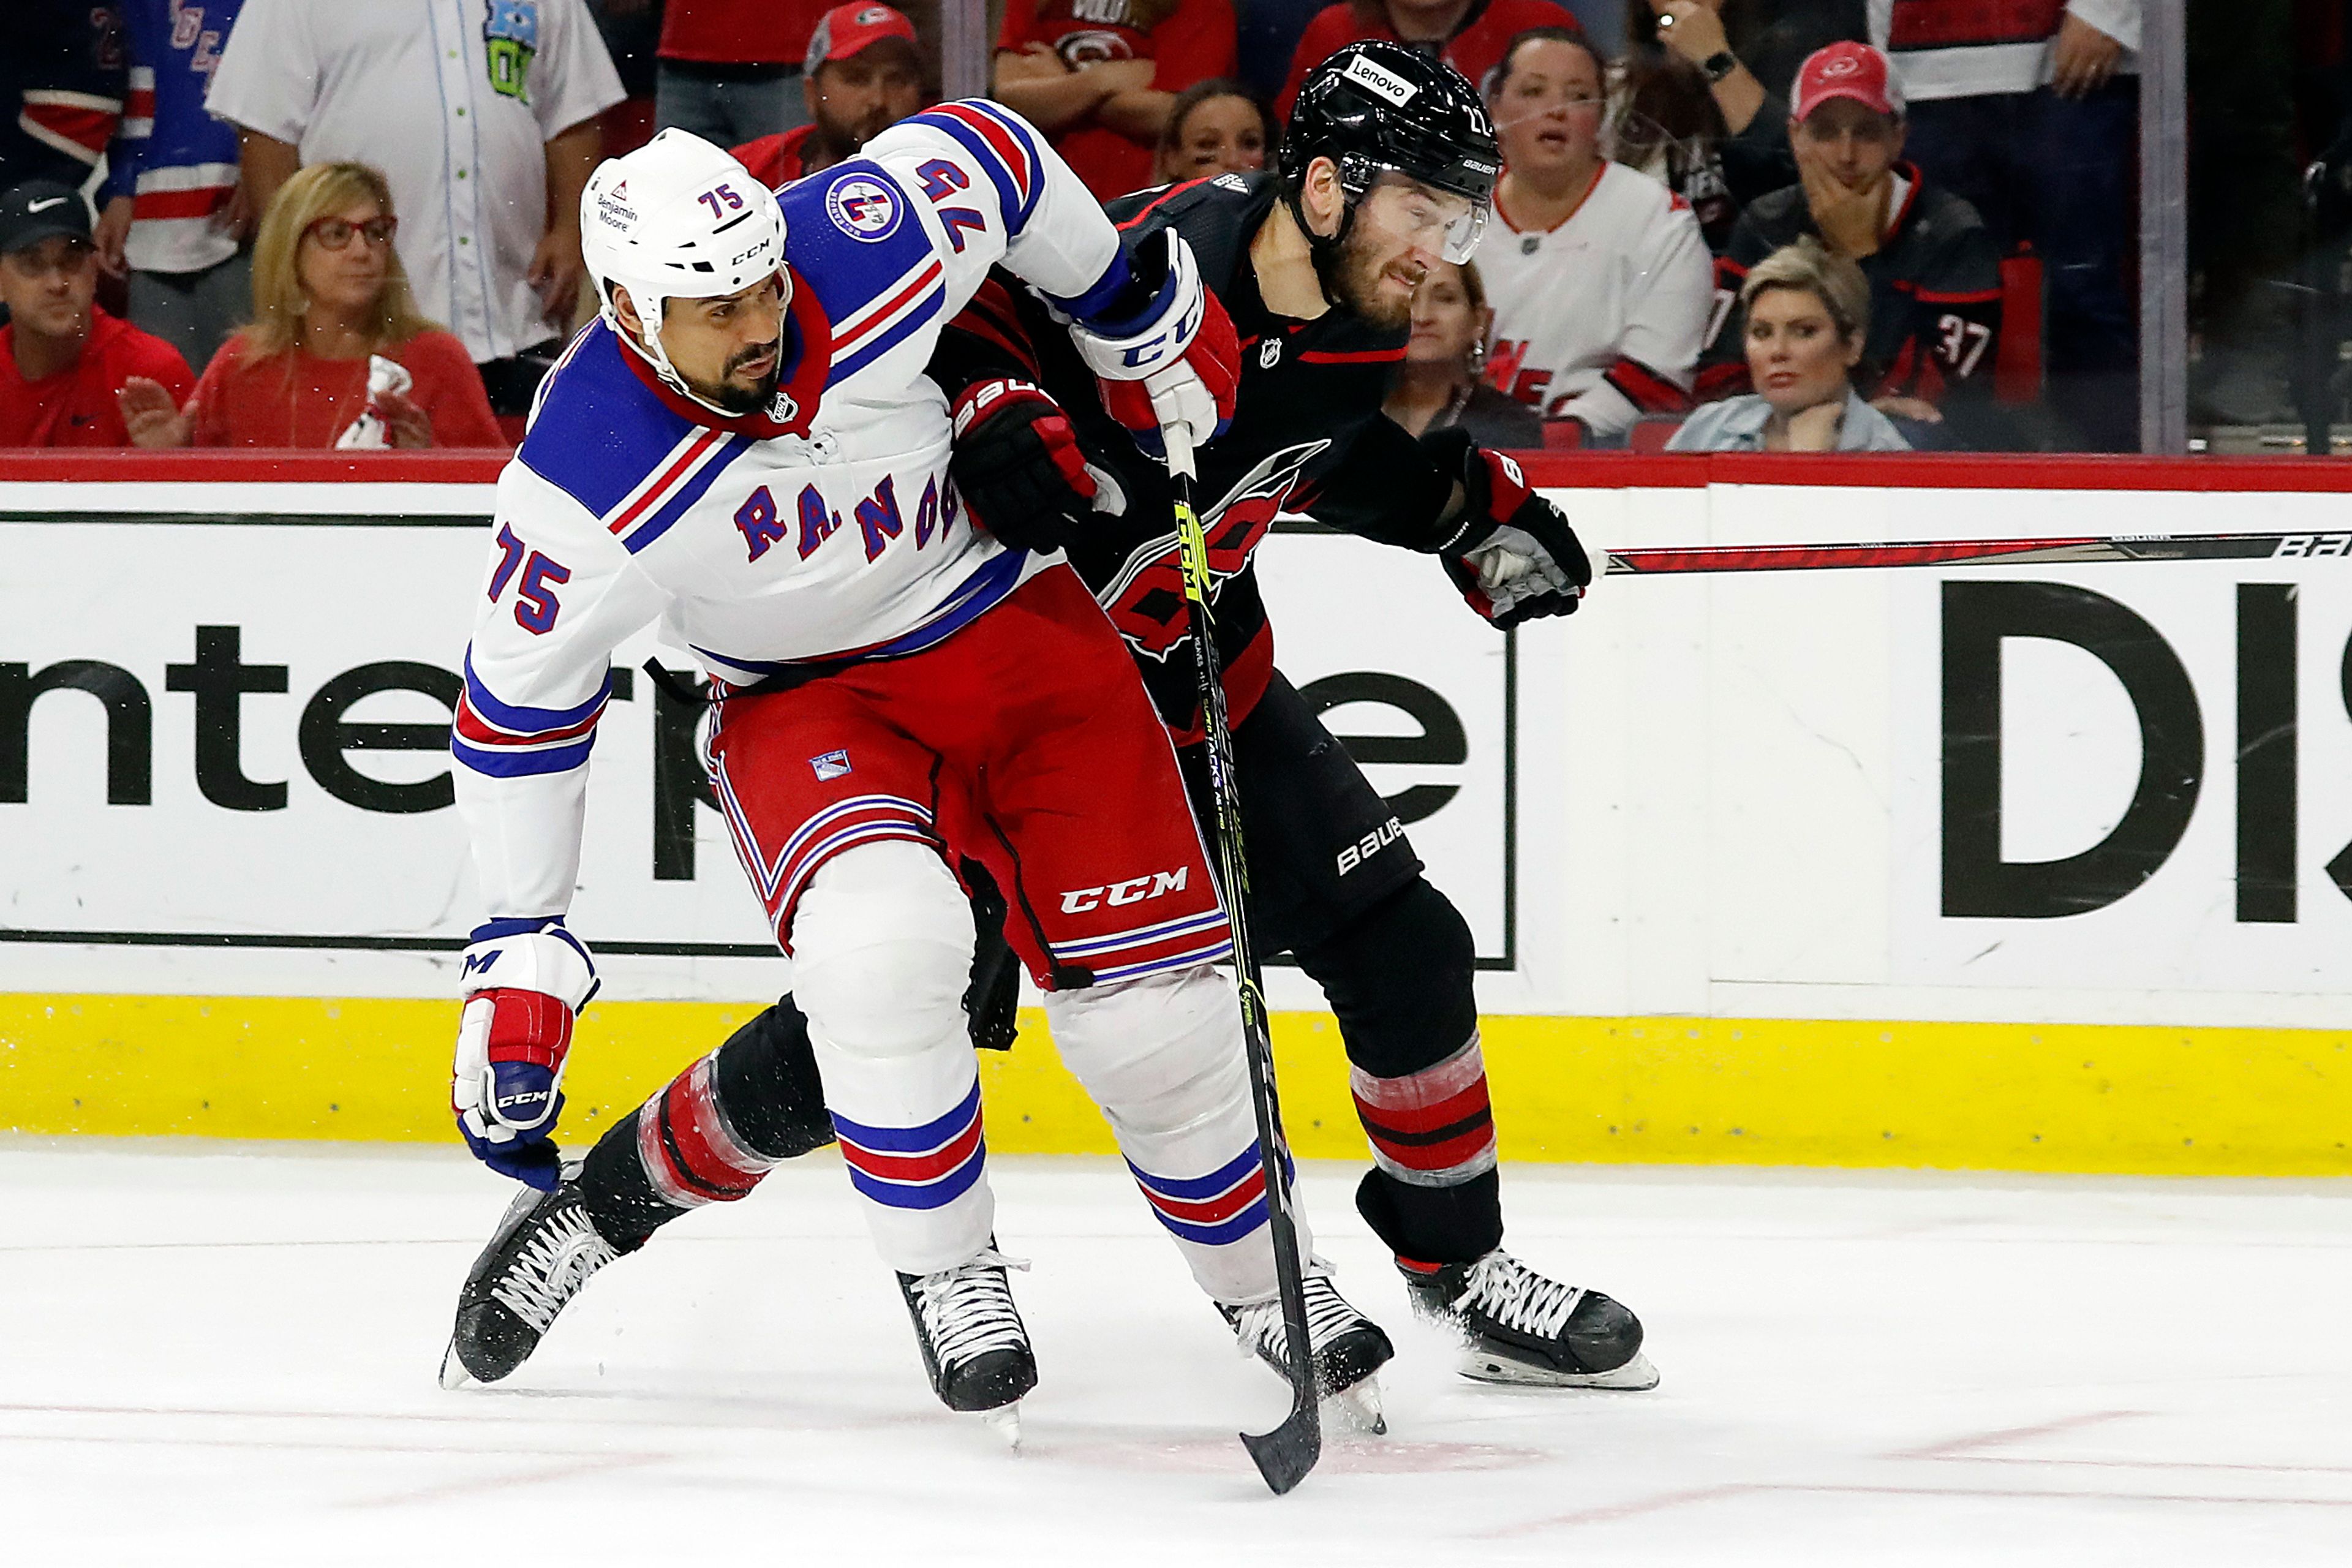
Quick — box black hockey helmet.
[1278,41,1501,266]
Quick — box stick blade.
[1240,1394,1322,1495]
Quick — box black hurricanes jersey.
[930,172,1460,731]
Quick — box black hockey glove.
[1422,427,1591,629]
[959,859,1020,1053]
[948,377,1101,554]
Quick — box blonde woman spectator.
[1383,258,1542,448]
[1668,236,1908,450]
[1151,80,1270,184]
[119,163,504,449]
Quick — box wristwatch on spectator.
[1702,50,1739,84]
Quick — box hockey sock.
[1045,965,1306,1305]
[1355,1166,1503,1268]
[577,1001,834,1248]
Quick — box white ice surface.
[1,1141,2347,1566]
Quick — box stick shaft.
[1603,530,2352,576]
[1164,427,1320,1493]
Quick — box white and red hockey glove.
[451,918,598,1190]
[1423,428,1592,628]
[1069,229,1239,462]
[948,377,1110,553]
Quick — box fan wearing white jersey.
[1474,30,1712,442]
[434,111,1391,1425]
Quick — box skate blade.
[438,1340,475,1392]
[977,1401,1022,1452]
[1457,1348,1659,1391]
[1325,1375,1387,1436]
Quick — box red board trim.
[1,451,2350,496]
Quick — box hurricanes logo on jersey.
[825,174,902,241]
[1094,441,1328,660]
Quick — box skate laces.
[1458,1251,1585,1341]
[1229,1275,1365,1362]
[911,1249,1030,1370]
[488,1201,617,1333]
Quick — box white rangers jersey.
[1474,162,1714,440]
[454,101,1129,919]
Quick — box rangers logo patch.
[824,174,902,241]
[810,750,853,781]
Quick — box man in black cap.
[0,179,192,447]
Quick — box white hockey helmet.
[580,129,790,410]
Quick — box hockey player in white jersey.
[435,110,1390,1423]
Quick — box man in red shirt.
[656,0,834,148]
[1276,0,1581,121]
[732,5,927,187]
[0,179,192,448]
[993,0,1237,202]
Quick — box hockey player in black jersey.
[446,43,1654,1402]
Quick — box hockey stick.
[1602,530,2352,576]
[1166,424,1321,1497]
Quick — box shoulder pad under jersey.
[1104,171,1280,301]
[778,158,945,358]
[517,325,701,522]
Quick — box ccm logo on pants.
[1061,869,1189,914]
[1338,818,1405,876]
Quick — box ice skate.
[1402,1250,1658,1390]
[439,1178,619,1389]
[897,1245,1038,1428]
[1222,1272,1395,1434]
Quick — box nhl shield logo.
[825,174,902,242]
[810,750,853,782]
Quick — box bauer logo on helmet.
[825,173,903,241]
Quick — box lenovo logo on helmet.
[1341,53,1417,107]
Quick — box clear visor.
[1357,168,1490,265]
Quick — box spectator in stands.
[733,4,926,187]
[118,162,503,450]
[1476,29,1712,442]
[0,180,194,447]
[1700,42,1999,432]
[1276,0,1582,123]
[1636,0,1861,129]
[1876,0,2138,450]
[94,0,252,375]
[1152,79,1270,183]
[993,0,1237,203]
[1614,0,1849,252]
[655,0,828,145]
[1670,236,1907,448]
[1383,258,1542,446]
[2,2,125,191]
[205,0,624,417]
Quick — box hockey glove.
[948,377,1102,553]
[1424,428,1593,628]
[451,917,599,1189]
[1069,229,1239,461]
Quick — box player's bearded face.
[1335,181,1469,330]
[654,276,788,414]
